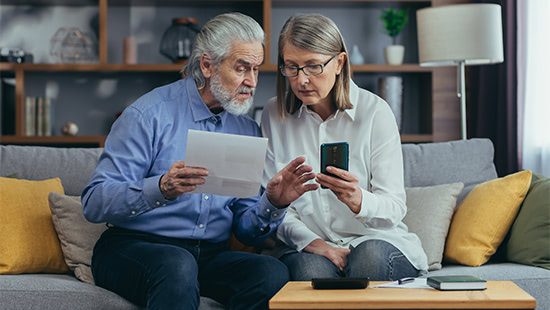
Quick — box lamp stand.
[457,61,467,140]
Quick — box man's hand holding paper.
[160,130,317,204]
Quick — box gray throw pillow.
[48,192,108,284]
[403,182,464,271]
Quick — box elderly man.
[82,12,317,310]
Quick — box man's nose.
[243,70,258,88]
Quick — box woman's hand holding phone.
[318,142,362,213]
[316,167,363,214]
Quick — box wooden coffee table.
[269,281,536,309]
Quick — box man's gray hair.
[183,12,265,89]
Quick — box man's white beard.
[209,72,255,116]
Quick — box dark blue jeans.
[91,227,289,310]
[280,239,419,281]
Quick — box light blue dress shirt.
[82,76,285,246]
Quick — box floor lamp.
[416,4,504,140]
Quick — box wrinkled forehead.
[224,41,264,66]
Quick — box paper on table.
[185,130,268,198]
[370,278,434,289]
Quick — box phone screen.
[320,142,349,188]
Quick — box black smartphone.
[311,278,369,289]
[320,142,349,189]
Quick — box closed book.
[24,96,35,136]
[36,97,44,136]
[427,275,486,291]
[43,97,52,136]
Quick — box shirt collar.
[185,76,228,123]
[296,80,359,121]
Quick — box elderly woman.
[261,14,428,281]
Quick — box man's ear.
[200,52,214,78]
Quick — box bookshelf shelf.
[1,0,462,146]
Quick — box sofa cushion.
[0,145,103,196]
[444,170,532,267]
[48,193,108,284]
[0,274,140,310]
[506,173,550,270]
[403,182,464,271]
[402,138,498,204]
[0,177,68,274]
[0,274,226,310]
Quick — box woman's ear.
[336,52,347,75]
[200,53,213,78]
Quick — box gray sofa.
[1,138,548,309]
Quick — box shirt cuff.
[143,174,171,208]
[355,187,377,222]
[259,193,287,222]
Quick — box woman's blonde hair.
[276,14,352,118]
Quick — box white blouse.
[261,81,428,271]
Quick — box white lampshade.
[417,4,504,67]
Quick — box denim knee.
[146,247,200,309]
[281,252,340,281]
[250,255,289,296]
[346,239,417,281]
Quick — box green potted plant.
[379,8,409,65]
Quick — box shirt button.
[156,201,160,206]
[260,227,264,232]
[204,195,209,200]
[131,210,136,215]
[162,204,166,207]
[199,224,204,228]
[273,213,278,217]
[266,208,270,213]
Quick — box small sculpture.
[62,122,79,136]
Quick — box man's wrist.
[159,174,168,199]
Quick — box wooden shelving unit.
[0,0,463,146]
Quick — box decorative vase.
[350,44,365,65]
[123,37,137,64]
[159,17,200,63]
[378,76,403,132]
[384,45,405,65]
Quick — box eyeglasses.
[279,55,337,77]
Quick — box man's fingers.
[177,185,197,192]
[180,167,209,177]
[299,172,316,183]
[285,156,307,172]
[295,163,313,175]
[302,183,319,192]
[178,177,206,186]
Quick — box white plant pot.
[384,45,405,65]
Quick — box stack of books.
[24,96,52,136]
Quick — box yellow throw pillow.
[0,177,69,274]
[444,170,532,266]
